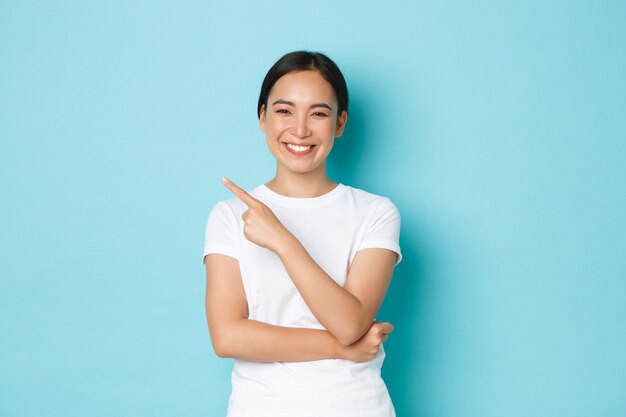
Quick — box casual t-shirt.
[202,182,402,417]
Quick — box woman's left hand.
[222,177,294,254]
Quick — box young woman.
[203,51,402,417]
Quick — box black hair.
[257,50,349,120]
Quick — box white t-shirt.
[202,182,402,417]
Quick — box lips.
[283,142,315,155]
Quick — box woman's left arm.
[277,238,397,346]
[222,178,398,346]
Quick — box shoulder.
[342,185,400,215]
[209,184,262,216]
[205,196,248,231]
[212,197,246,214]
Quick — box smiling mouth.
[283,142,315,155]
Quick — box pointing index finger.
[222,177,260,207]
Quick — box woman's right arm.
[204,253,392,362]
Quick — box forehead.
[269,70,337,103]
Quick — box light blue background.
[1,1,625,416]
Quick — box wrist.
[274,230,299,258]
[326,330,345,359]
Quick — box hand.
[338,321,394,362]
[222,177,294,253]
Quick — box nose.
[290,114,311,139]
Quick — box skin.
[204,70,396,362]
[259,70,346,198]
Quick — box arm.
[204,253,343,362]
[220,178,400,348]
[276,241,397,346]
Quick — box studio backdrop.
[1,1,624,416]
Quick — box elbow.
[337,333,361,347]
[213,339,230,358]
[334,324,367,347]
[333,309,371,346]
[210,329,233,358]
[337,335,358,347]
[208,318,245,358]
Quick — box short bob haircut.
[257,50,349,120]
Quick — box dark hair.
[257,50,349,119]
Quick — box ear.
[334,110,348,138]
[259,104,267,132]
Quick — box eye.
[275,109,291,114]
[312,112,328,117]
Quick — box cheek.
[266,117,290,134]
[317,120,336,136]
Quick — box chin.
[282,165,318,174]
[277,159,323,174]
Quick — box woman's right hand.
[338,321,394,362]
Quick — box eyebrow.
[272,99,333,111]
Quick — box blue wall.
[1,1,624,416]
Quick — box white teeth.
[286,143,312,152]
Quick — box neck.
[265,163,338,198]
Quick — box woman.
[203,50,402,417]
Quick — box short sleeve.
[202,201,240,264]
[357,198,402,266]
